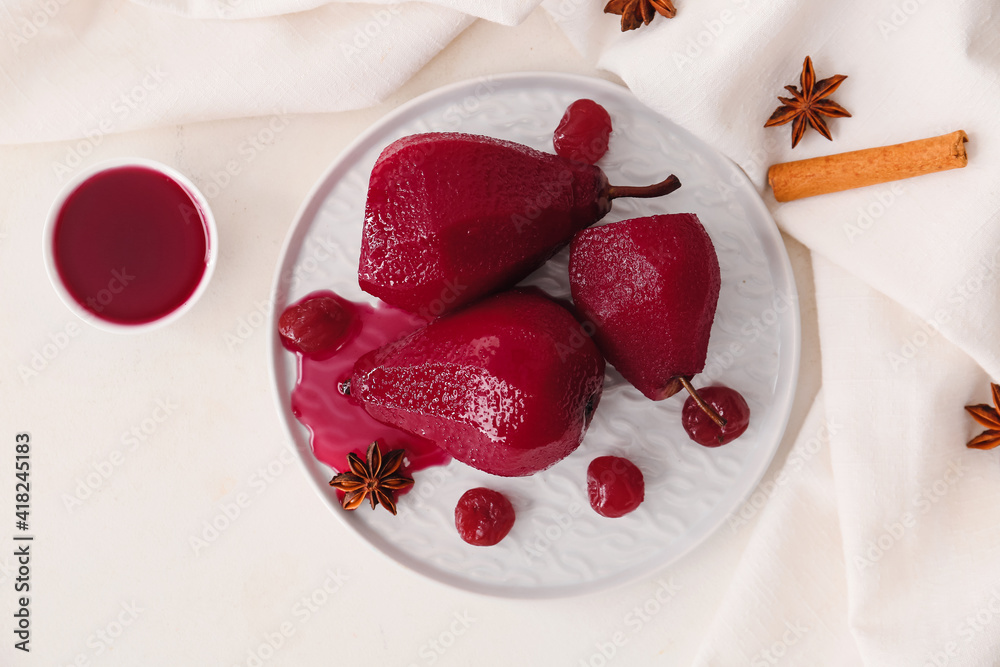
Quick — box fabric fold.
[0,0,475,144]
[813,255,1000,666]
[128,0,542,25]
[690,392,862,666]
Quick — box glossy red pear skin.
[350,289,606,477]
[359,133,610,316]
[569,214,720,401]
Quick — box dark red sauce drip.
[289,291,450,473]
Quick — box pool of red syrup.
[290,292,451,474]
[52,166,209,325]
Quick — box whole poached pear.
[569,214,725,423]
[358,132,680,317]
[348,289,605,477]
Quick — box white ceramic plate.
[269,72,800,598]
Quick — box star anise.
[965,383,1000,450]
[604,0,676,32]
[329,441,414,514]
[765,56,851,149]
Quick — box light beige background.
[1,9,821,666]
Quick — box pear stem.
[607,175,681,201]
[678,376,726,428]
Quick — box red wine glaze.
[290,292,451,473]
[52,166,209,325]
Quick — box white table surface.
[1,8,821,666]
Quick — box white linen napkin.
[0,0,478,144]
[129,0,541,24]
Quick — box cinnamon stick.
[767,130,969,202]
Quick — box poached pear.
[348,289,605,477]
[569,214,725,423]
[359,132,680,317]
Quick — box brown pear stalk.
[679,377,726,428]
[607,175,681,200]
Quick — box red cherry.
[682,385,750,447]
[278,292,356,359]
[455,488,516,546]
[587,456,644,518]
[553,99,613,164]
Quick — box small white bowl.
[43,158,218,334]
